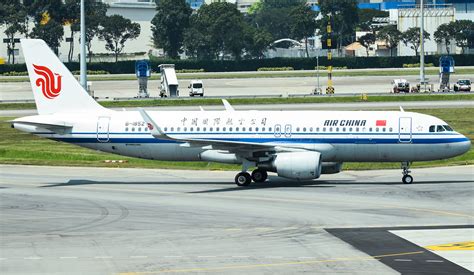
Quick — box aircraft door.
[97,117,110,142]
[398,117,412,143]
[284,124,292,137]
[274,124,281,137]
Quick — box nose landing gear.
[401,161,413,184]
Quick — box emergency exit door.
[97,117,110,142]
[398,117,412,143]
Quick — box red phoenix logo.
[33,64,62,99]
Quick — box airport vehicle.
[159,64,179,97]
[391,79,410,93]
[188,80,204,97]
[453,79,471,92]
[11,40,471,186]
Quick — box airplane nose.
[457,135,471,155]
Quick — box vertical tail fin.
[21,39,106,115]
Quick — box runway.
[1,74,472,101]
[1,165,473,274]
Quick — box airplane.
[11,39,471,186]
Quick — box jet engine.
[262,151,322,180]
[321,162,343,174]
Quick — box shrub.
[257,67,294,71]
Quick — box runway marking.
[130,256,148,259]
[95,256,113,259]
[24,257,41,260]
[231,256,249,258]
[197,256,216,258]
[164,256,183,258]
[117,251,424,274]
[393,259,412,262]
[0,258,6,260]
[426,260,444,263]
[425,241,474,251]
[255,227,271,231]
[59,256,78,259]
[224,228,242,231]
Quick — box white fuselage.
[17,110,471,163]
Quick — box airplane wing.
[138,108,274,152]
[138,108,330,157]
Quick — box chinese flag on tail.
[376,120,387,126]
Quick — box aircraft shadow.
[39,178,472,193]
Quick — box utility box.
[135,60,151,98]
[159,64,179,98]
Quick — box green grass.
[1,67,473,82]
[0,108,472,171]
[1,93,474,110]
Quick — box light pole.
[420,0,425,90]
[80,0,87,90]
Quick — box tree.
[401,27,430,56]
[451,20,474,54]
[317,0,359,53]
[242,24,273,59]
[99,14,140,62]
[62,0,80,62]
[434,23,454,54]
[289,4,317,57]
[151,0,192,59]
[377,24,402,56]
[250,0,305,43]
[0,0,28,64]
[183,2,245,60]
[28,0,64,55]
[83,0,108,62]
[358,33,375,56]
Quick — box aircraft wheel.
[402,175,413,184]
[235,172,251,187]
[251,169,268,183]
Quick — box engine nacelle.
[321,162,343,174]
[272,151,322,180]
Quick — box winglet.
[138,108,173,140]
[400,106,405,112]
[222,99,234,111]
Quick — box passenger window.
[190,127,194,131]
[356,127,359,132]
[376,128,379,132]
[203,127,206,131]
[383,128,386,132]
[262,127,265,132]
[177,127,181,131]
[303,127,306,132]
[349,127,352,132]
[243,127,246,131]
[223,127,226,131]
[229,127,233,131]
[184,127,187,131]
[389,127,393,132]
[316,127,319,132]
[369,127,372,132]
[296,127,300,132]
[336,127,339,132]
[437,125,445,132]
[171,127,174,132]
[210,127,213,131]
[125,127,129,132]
[249,127,252,132]
[342,127,346,132]
[255,127,259,132]
[216,127,219,131]
[329,127,333,132]
[268,127,272,132]
[310,127,313,132]
[323,127,326,132]
[236,127,239,131]
[132,127,135,132]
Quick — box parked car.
[188,80,204,97]
[391,79,410,93]
[453,79,471,92]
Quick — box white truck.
[391,79,410,93]
[188,80,204,97]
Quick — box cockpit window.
[429,125,435,132]
[437,125,445,132]
[444,125,453,131]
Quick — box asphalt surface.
[1,165,473,274]
[1,74,472,101]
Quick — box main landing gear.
[401,161,413,184]
[235,168,268,187]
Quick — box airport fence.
[1,54,474,74]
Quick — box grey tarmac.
[0,164,473,274]
[1,74,472,101]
